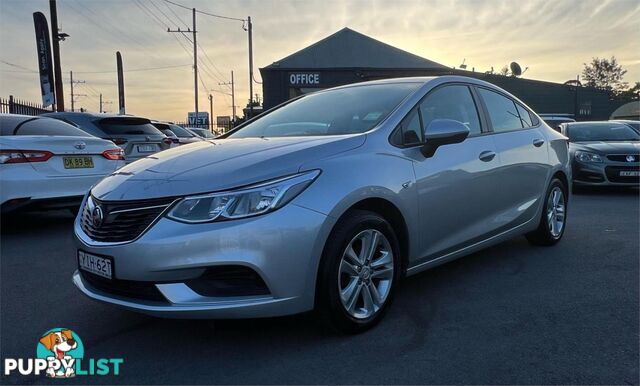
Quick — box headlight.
[166,170,320,223]
[575,151,603,163]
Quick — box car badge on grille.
[74,141,86,150]
[92,206,104,228]
[145,136,151,142]
[626,155,636,162]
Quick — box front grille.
[606,154,639,163]
[81,195,176,243]
[605,166,640,183]
[80,271,167,302]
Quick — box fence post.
[9,95,15,114]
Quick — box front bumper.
[572,160,639,186]
[73,200,333,318]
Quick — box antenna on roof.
[459,58,467,70]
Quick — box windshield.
[567,123,640,142]
[228,83,421,138]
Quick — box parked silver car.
[42,112,172,163]
[73,76,571,333]
[559,121,639,186]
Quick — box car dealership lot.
[1,189,638,385]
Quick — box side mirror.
[422,119,470,157]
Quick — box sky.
[0,0,639,122]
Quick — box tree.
[582,56,628,94]
[619,81,640,100]
[499,66,510,76]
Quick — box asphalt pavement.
[1,187,638,385]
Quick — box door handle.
[478,150,496,162]
[533,138,545,147]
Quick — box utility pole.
[168,9,198,121]
[69,70,85,112]
[49,0,65,111]
[218,70,236,123]
[99,94,112,113]
[192,8,198,121]
[247,16,253,118]
[208,94,213,133]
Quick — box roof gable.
[265,28,448,70]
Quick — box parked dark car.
[151,122,202,145]
[42,112,172,163]
[559,121,640,186]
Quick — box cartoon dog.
[39,330,77,378]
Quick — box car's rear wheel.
[526,178,567,246]
[316,210,401,333]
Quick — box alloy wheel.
[338,229,394,319]
[547,186,566,238]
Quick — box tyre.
[316,210,401,334]
[526,178,567,246]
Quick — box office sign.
[32,12,55,107]
[289,73,321,86]
[188,112,209,127]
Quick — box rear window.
[98,117,162,135]
[1,116,92,137]
[169,125,195,138]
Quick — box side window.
[478,88,524,132]
[400,110,422,145]
[516,104,533,127]
[420,85,481,135]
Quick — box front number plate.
[78,250,113,279]
[620,170,640,177]
[63,156,94,169]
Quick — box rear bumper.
[0,166,111,212]
[1,195,83,213]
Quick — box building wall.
[260,67,628,121]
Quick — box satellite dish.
[510,62,522,76]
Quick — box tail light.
[102,148,125,160]
[162,137,173,146]
[172,138,180,144]
[0,150,53,164]
[111,138,128,145]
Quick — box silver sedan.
[72,76,571,333]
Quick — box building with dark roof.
[259,28,629,120]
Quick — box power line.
[0,60,37,72]
[162,0,245,22]
[73,64,192,74]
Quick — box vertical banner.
[32,12,55,107]
[116,51,125,115]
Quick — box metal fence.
[0,96,53,116]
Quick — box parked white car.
[0,114,125,213]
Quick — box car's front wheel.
[316,210,401,334]
[526,178,568,246]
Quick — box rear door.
[402,84,505,259]
[96,117,168,160]
[475,87,550,229]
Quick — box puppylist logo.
[3,328,123,378]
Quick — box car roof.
[42,111,148,120]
